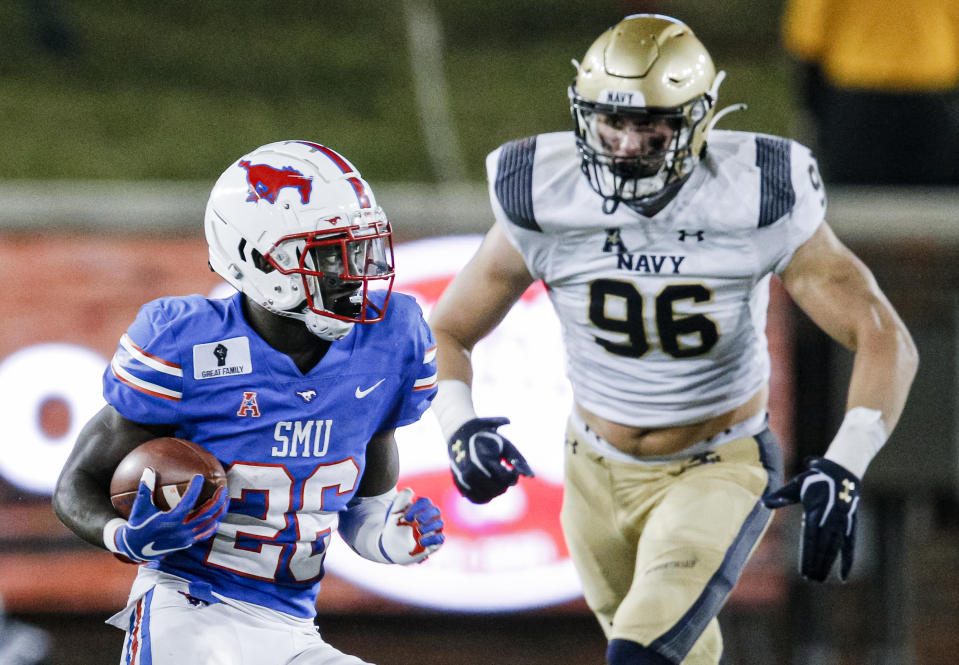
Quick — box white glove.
[378,488,445,564]
[338,487,445,565]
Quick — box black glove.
[447,417,534,504]
[763,457,861,582]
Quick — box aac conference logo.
[0,235,580,613]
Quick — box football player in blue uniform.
[54,140,445,665]
[429,15,918,665]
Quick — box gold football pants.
[561,419,783,665]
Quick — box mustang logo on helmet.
[207,140,395,342]
[238,161,313,205]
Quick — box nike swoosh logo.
[141,541,182,557]
[355,379,386,399]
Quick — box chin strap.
[266,305,355,341]
[304,310,354,341]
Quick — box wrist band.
[824,406,888,479]
[431,380,478,441]
[103,517,128,553]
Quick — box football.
[110,437,227,519]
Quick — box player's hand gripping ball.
[110,437,227,518]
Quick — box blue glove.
[763,457,861,582]
[447,417,534,504]
[111,469,229,563]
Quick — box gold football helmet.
[570,14,726,214]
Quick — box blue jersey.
[104,290,437,618]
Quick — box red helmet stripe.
[294,141,370,208]
[346,177,372,208]
[294,141,353,173]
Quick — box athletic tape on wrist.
[431,379,478,441]
[824,406,888,479]
[103,517,128,553]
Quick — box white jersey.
[488,130,825,427]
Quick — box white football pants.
[108,569,371,665]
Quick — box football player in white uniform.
[54,140,444,665]
[429,15,917,665]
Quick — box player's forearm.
[429,328,482,440]
[844,311,918,434]
[432,328,474,385]
[823,315,918,479]
[52,469,118,549]
[52,407,140,548]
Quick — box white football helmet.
[205,140,394,340]
[570,14,730,214]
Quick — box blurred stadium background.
[1,1,958,664]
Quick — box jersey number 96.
[588,280,719,358]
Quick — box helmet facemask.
[262,210,395,339]
[571,92,712,214]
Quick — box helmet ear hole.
[250,249,275,274]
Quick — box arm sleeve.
[336,489,396,564]
[103,299,185,424]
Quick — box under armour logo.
[213,344,228,367]
[687,452,721,469]
[839,478,855,503]
[297,390,317,402]
[451,439,466,464]
[678,229,704,242]
[603,227,627,254]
